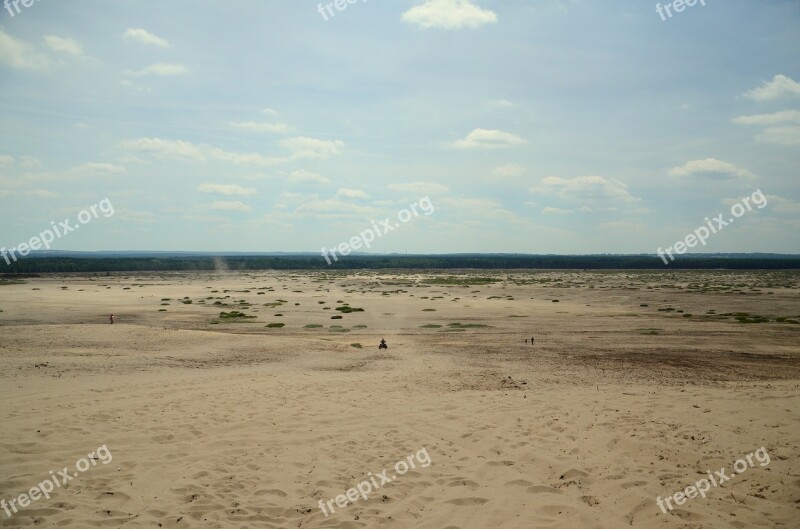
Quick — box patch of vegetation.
[336,306,364,313]
[422,308,436,311]
[421,324,442,328]
[331,315,343,320]
[158,309,167,312]
[350,343,363,349]
[447,322,490,328]
[304,324,324,328]
[266,323,285,328]
[161,298,171,301]
[638,328,662,335]
[329,326,350,333]
[353,325,368,328]
[181,300,193,304]
[219,311,256,319]
[428,276,497,286]
[735,314,770,324]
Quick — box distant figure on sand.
[109,314,114,324]
[531,336,534,344]
[379,338,387,350]
[525,338,528,344]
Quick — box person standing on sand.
[531,336,534,344]
[109,314,114,324]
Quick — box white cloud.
[294,198,378,218]
[121,138,205,161]
[388,182,449,195]
[229,121,291,134]
[210,201,252,212]
[454,128,526,149]
[69,162,127,177]
[337,188,369,199]
[0,155,13,165]
[288,169,330,184]
[123,28,170,48]
[43,35,84,56]
[120,138,281,166]
[489,99,515,108]
[754,126,800,146]
[732,110,800,126]
[492,164,525,178]
[534,175,640,204]
[667,159,757,181]
[402,0,497,29]
[744,75,800,101]
[20,156,42,168]
[542,206,573,214]
[127,63,190,77]
[26,189,57,198]
[765,195,800,214]
[280,137,345,159]
[0,30,47,70]
[198,183,256,196]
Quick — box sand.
[0,270,798,528]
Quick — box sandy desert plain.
[0,269,798,529]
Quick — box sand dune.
[1,271,798,528]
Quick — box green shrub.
[266,323,285,328]
[219,311,255,319]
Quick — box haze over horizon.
[1,0,799,256]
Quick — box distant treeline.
[2,254,800,274]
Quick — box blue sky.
[1,0,798,254]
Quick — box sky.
[0,0,799,255]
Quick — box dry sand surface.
[1,270,799,529]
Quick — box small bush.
[219,311,255,319]
[266,323,285,328]
[350,343,363,349]
[336,306,364,313]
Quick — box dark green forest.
[2,254,799,274]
